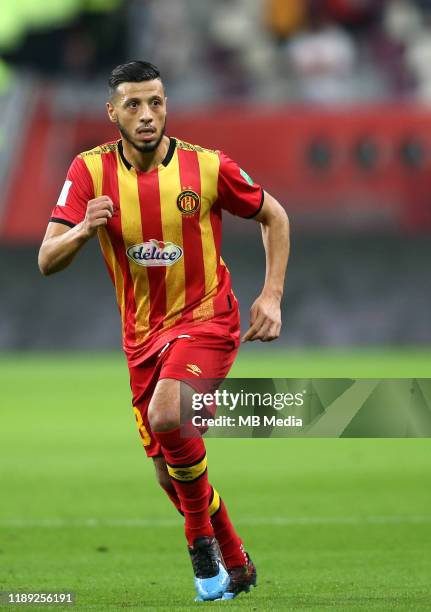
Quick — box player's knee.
[148,379,180,432]
[148,405,179,431]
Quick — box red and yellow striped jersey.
[50,137,263,365]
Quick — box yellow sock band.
[208,487,221,516]
[167,454,207,482]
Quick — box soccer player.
[38,61,289,602]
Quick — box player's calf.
[150,380,215,544]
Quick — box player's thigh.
[158,331,238,417]
[148,331,238,431]
[147,378,181,431]
[148,376,202,432]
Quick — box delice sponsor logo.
[127,239,183,267]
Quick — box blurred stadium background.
[1,0,431,350]
[1,1,431,609]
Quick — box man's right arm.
[38,196,114,276]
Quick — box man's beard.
[118,120,166,153]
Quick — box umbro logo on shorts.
[186,364,202,377]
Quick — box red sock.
[209,489,247,569]
[154,427,213,546]
[160,481,247,568]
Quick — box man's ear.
[106,101,118,124]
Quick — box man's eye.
[128,101,138,108]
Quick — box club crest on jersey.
[127,239,183,267]
[177,189,200,215]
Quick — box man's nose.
[139,105,153,123]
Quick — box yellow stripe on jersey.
[208,487,221,516]
[81,150,103,198]
[197,149,219,298]
[194,150,219,321]
[98,227,126,335]
[167,454,208,482]
[116,153,150,344]
[159,149,186,328]
[82,153,127,336]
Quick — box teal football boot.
[189,536,229,601]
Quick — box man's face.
[107,79,167,153]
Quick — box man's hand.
[38,195,115,276]
[241,292,282,343]
[81,196,114,238]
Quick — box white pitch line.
[0,516,430,528]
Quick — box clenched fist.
[81,196,114,238]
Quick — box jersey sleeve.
[50,155,94,227]
[217,151,264,218]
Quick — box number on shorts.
[133,406,151,446]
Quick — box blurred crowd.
[130,0,431,104]
[4,0,431,104]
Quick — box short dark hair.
[108,61,162,95]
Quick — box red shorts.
[128,329,239,457]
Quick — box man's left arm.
[241,190,290,343]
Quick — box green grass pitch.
[1,350,431,610]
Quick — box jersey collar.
[118,137,176,171]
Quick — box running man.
[38,61,289,602]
